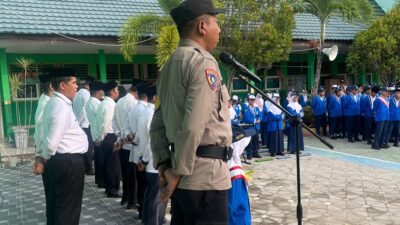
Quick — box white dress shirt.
[72,88,90,128]
[86,97,101,141]
[122,100,147,163]
[138,103,157,173]
[34,93,51,157]
[40,92,88,159]
[96,96,116,141]
[113,93,138,150]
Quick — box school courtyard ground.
[1,135,400,225]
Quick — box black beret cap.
[170,0,226,26]
[89,81,104,91]
[48,68,77,79]
[317,88,325,93]
[371,86,380,93]
[103,80,118,93]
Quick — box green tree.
[291,0,372,95]
[217,0,295,91]
[119,0,181,68]
[120,0,295,92]
[347,5,400,85]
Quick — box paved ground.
[1,135,400,225]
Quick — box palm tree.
[119,0,181,68]
[292,0,372,95]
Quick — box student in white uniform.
[85,81,104,187]
[73,76,95,175]
[122,83,150,218]
[112,80,141,208]
[95,80,120,197]
[36,68,88,225]
[138,84,167,225]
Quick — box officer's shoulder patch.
[205,69,220,91]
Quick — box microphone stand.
[235,73,334,225]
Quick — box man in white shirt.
[122,83,149,218]
[36,68,88,225]
[95,80,120,197]
[73,76,95,175]
[85,81,104,187]
[112,80,140,207]
[137,85,167,225]
[33,72,53,174]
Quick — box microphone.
[219,52,262,83]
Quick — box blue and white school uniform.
[327,94,342,137]
[286,99,304,153]
[341,94,361,141]
[311,95,327,136]
[228,137,252,225]
[373,96,390,147]
[384,97,400,145]
[242,105,261,157]
[360,94,376,142]
[266,109,284,155]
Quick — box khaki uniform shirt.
[150,39,232,190]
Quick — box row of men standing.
[310,85,400,150]
[32,67,165,225]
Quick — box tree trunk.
[312,20,326,96]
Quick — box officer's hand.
[32,158,45,175]
[160,169,181,203]
[158,163,168,188]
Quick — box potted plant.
[9,58,34,161]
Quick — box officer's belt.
[170,144,233,162]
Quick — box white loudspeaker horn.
[322,45,338,61]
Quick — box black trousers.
[341,116,347,137]
[82,127,94,173]
[245,131,260,157]
[314,114,327,136]
[43,153,85,225]
[329,116,341,136]
[127,162,138,206]
[171,189,228,225]
[101,133,121,195]
[363,117,374,142]
[94,144,104,187]
[346,115,360,141]
[143,173,167,225]
[136,167,147,216]
[120,149,131,202]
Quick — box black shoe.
[367,140,372,145]
[348,139,354,143]
[277,153,285,156]
[126,204,137,210]
[107,193,122,198]
[354,139,362,142]
[270,153,275,157]
[85,170,95,176]
[253,154,262,158]
[120,199,127,205]
[381,144,390,149]
[372,146,380,150]
[98,184,105,189]
[246,156,252,160]
[331,136,337,140]
[394,143,399,147]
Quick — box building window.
[12,78,40,101]
[232,77,248,92]
[146,64,159,80]
[265,76,280,90]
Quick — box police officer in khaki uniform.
[150,0,232,224]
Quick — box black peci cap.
[89,81,104,91]
[146,84,157,98]
[170,0,226,27]
[38,69,51,83]
[103,80,118,93]
[48,68,77,79]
